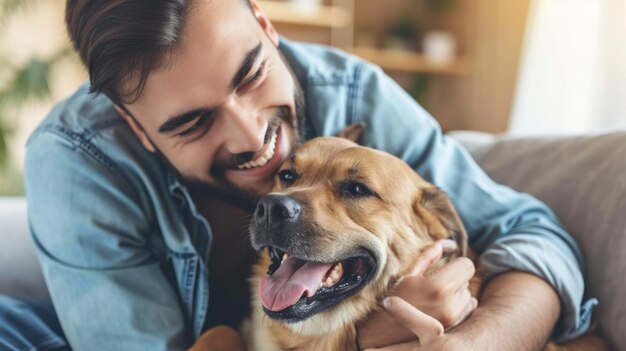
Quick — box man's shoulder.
[32,83,123,138]
[26,82,157,186]
[29,82,142,152]
[279,38,376,86]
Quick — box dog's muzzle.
[252,194,302,249]
[250,194,377,323]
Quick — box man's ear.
[114,105,157,153]
[250,0,279,46]
[413,186,468,257]
[335,122,366,144]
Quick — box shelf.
[350,47,470,76]
[259,1,353,29]
[258,2,468,76]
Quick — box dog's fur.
[242,126,606,351]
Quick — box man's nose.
[222,98,266,155]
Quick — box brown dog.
[241,126,607,351]
[246,131,471,350]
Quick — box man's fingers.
[427,256,475,287]
[381,296,444,345]
[448,297,478,331]
[409,240,456,277]
[446,288,477,330]
[439,239,458,255]
[409,243,441,276]
[364,340,422,351]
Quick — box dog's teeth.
[331,263,344,279]
[334,262,344,275]
[321,262,344,288]
[282,253,289,261]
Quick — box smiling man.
[0,0,597,350]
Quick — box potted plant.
[422,0,457,65]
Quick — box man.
[0,0,596,350]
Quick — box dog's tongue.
[259,256,334,312]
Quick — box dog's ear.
[335,122,366,144]
[413,187,468,257]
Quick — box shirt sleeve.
[24,130,188,350]
[352,62,595,341]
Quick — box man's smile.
[237,120,280,170]
[224,120,292,185]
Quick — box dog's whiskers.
[310,315,322,331]
[289,321,305,347]
[236,213,255,252]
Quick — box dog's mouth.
[259,246,376,323]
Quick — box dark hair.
[66,0,252,106]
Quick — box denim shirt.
[24,38,595,350]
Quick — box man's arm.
[25,129,189,350]
[448,271,560,350]
[373,271,560,351]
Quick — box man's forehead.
[125,0,263,124]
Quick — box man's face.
[120,0,302,206]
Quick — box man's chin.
[184,177,270,210]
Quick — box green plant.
[426,0,455,14]
[408,74,429,103]
[390,10,418,41]
[0,0,72,194]
[384,0,421,50]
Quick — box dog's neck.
[270,323,358,351]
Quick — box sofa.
[1,131,624,349]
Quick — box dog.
[246,124,472,350]
[239,125,606,351]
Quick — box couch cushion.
[0,197,50,303]
[451,131,626,350]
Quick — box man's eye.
[278,169,297,185]
[241,63,266,90]
[179,113,213,137]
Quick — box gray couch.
[1,132,624,349]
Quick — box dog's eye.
[278,170,297,185]
[343,181,373,197]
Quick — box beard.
[169,83,307,211]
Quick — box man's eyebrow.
[231,41,263,91]
[158,108,212,134]
[157,42,263,135]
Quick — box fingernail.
[440,240,457,253]
[382,297,391,309]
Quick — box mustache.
[211,107,290,172]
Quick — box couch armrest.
[450,131,626,350]
[0,197,50,303]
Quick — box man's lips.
[237,126,279,170]
[224,123,289,180]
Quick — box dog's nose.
[255,194,301,228]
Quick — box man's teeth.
[319,262,344,288]
[237,129,278,169]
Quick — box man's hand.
[357,240,477,349]
[366,271,561,351]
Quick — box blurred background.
[0,0,624,196]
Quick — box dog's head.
[249,130,467,333]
